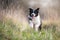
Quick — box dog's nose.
[31,13,35,17]
[31,14,34,17]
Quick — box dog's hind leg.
[38,23,42,31]
[35,23,42,31]
[35,24,40,31]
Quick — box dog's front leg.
[29,21,33,28]
[35,24,40,31]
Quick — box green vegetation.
[0,21,60,40]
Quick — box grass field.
[0,19,60,40]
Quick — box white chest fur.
[32,15,41,25]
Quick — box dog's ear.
[35,8,39,11]
[29,8,33,10]
[29,8,33,13]
[34,8,40,13]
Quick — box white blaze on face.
[31,13,36,17]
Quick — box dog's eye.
[34,10,39,17]
[34,10,38,14]
[30,10,33,13]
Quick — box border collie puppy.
[28,8,42,31]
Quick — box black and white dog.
[28,8,42,31]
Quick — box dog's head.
[29,8,40,17]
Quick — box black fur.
[34,8,39,17]
[28,17,32,20]
[29,8,33,17]
[29,8,39,17]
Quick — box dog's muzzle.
[31,13,35,17]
